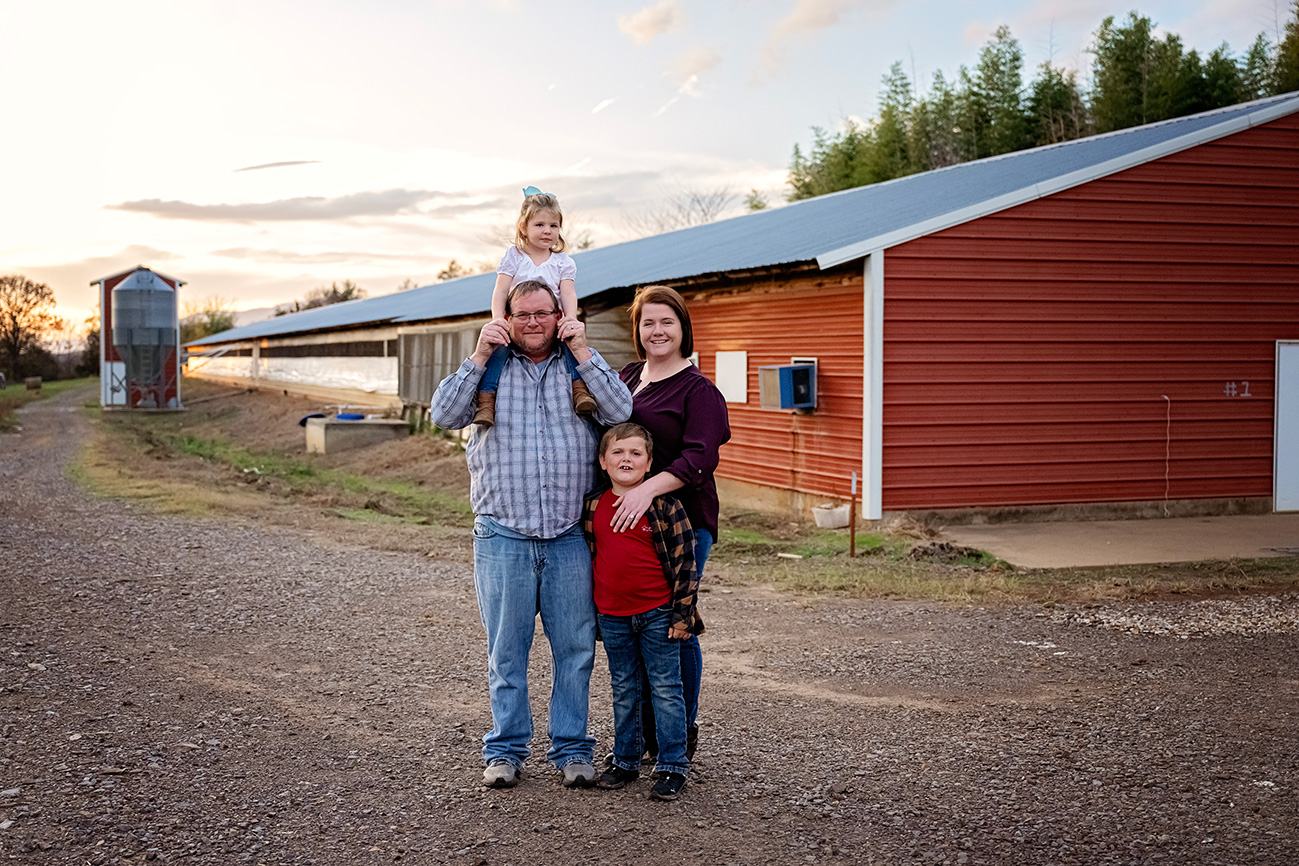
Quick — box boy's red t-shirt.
[591,489,671,616]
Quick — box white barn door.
[1277,342,1299,512]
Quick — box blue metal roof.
[191,92,1299,347]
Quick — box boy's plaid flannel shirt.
[582,487,704,635]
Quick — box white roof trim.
[89,264,187,287]
[815,96,1299,269]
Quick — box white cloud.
[618,0,685,44]
[670,46,721,95]
[108,189,452,222]
[234,160,321,173]
[591,97,620,114]
[758,0,886,75]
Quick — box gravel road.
[2,388,1296,865]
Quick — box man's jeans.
[472,516,596,769]
[600,605,689,776]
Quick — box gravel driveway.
[2,389,1296,865]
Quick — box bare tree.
[180,296,237,343]
[41,317,83,378]
[0,274,57,380]
[622,186,739,237]
[78,313,100,377]
[436,260,496,282]
[275,280,366,316]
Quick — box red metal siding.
[882,114,1299,509]
[100,272,127,364]
[689,271,864,500]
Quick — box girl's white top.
[497,246,577,298]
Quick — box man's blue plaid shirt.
[430,344,633,538]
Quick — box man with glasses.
[430,279,633,789]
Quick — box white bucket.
[811,502,850,529]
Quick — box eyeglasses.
[510,310,558,322]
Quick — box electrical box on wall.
[758,363,817,411]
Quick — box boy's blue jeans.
[480,342,581,392]
[599,605,690,776]
[472,516,597,770]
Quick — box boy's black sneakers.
[649,771,686,801]
[595,765,639,790]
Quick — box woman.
[610,285,730,760]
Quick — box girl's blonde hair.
[515,192,566,253]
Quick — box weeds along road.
[1,387,1296,865]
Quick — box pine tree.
[1275,1,1299,94]
[1241,34,1273,100]
[977,26,1031,155]
[1091,13,1157,132]
[1026,63,1089,145]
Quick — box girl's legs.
[480,345,508,393]
[560,341,597,415]
[474,346,508,426]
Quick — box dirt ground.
[1,383,1296,865]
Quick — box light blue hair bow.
[522,185,552,198]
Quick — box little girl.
[474,187,595,426]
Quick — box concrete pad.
[305,417,409,454]
[943,512,1299,569]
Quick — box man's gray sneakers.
[483,760,520,788]
[561,760,596,788]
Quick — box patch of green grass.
[332,506,414,524]
[708,507,1299,604]
[0,378,97,430]
[715,542,1299,605]
[760,559,1024,601]
[715,524,907,562]
[99,419,472,526]
[790,530,904,559]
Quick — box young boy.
[583,422,700,801]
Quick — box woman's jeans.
[472,516,596,770]
[480,341,581,392]
[641,527,713,753]
[600,605,690,776]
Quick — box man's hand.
[557,315,591,364]
[470,318,510,367]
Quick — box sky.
[1,0,1286,327]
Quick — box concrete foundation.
[306,417,410,454]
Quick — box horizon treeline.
[787,7,1299,200]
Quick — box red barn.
[186,93,1299,520]
[667,94,1299,519]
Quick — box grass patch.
[715,523,909,562]
[332,506,420,525]
[708,511,1299,605]
[69,432,269,516]
[84,412,472,528]
[0,378,97,431]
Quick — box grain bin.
[92,266,185,409]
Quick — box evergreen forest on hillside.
[787,6,1299,200]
